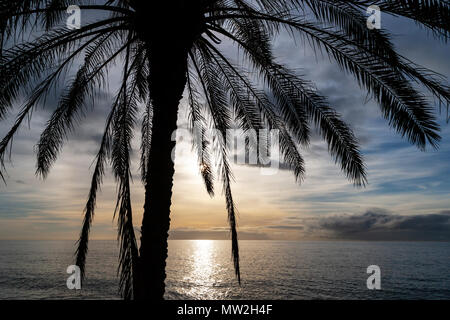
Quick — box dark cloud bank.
[311,209,450,241]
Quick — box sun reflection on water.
[168,240,240,299]
[191,240,214,282]
[181,240,221,299]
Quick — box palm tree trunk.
[132,0,206,300]
[135,42,189,300]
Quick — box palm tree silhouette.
[1,0,449,300]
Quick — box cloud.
[306,209,450,241]
[265,225,304,231]
[1,9,450,241]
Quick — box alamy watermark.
[66,265,81,290]
[62,3,383,175]
[172,125,281,176]
[66,5,81,30]
[66,4,381,31]
[367,5,381,30]
[366,265,381,290]
[66,263,382,291]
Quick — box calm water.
[0,240,449,300]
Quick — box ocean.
[0,240,449,300]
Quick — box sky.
[0,6,449,241]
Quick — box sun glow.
[199,163,208,174]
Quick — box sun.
[199,163,208,174]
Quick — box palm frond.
[1,18,127,121]
[342,0,450,41]
[74,96,116,284]
[35,33,133,178]
[189,46,241,283]
[0,33,105,179]
[209,14,441,151]
[140,98,152,183]
[204,27,366,184]
[186,68,215,195]
[111,40,140,300]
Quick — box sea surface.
[0,240,449,300]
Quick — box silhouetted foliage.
[1,0,449,299]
